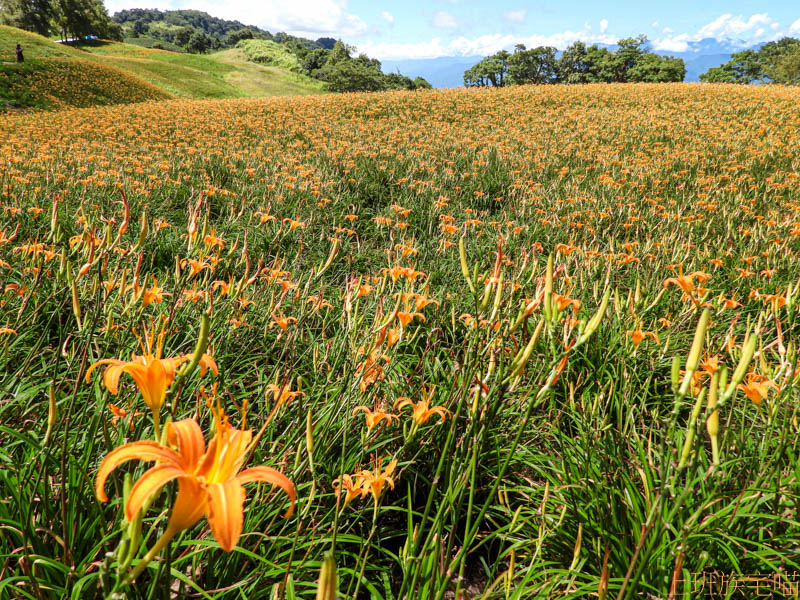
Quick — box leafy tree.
[507,44,557,84]
[224,28,254,47]
[185,30,212,53]
[627,53,686,82]
[323,59,385,92]
[384,72,416,90]
[557,41,591,83]
[614,35,648,80]
[468,35,684,86]
[302,48,329,76]
[325,40,353,66]
[412,76,432,89]
[0,0,54,35]
[54,0,120,41]
[173,26,194,48]
[464,51,509,87]
[700,38,800,84]
[769,48,800,85]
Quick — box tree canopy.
[464,36,686,87]
[700,38,800,85]
[0,0,121,40]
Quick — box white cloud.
[358,30,617,60]
[380,11,394,25]
[652,12,791,54]
[503,9,526,24]
[651,21,659,29]
[662,27,673,34]
[103,0,368,37]
[651,34,690,52]
[432,11,458,29]
[695,13,772,39]
[599,19,608,33]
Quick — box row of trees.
[700,37,800,85]
[112,9,335,54]
[464,36,685,86]
[290,40,431,92]
[0,0,121,41]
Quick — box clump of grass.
[236,38,303,71]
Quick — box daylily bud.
[69,266,82,330]
[724,330,757,400]
[134,211,148,251]
[678,387,706,470]
[706,371,720,466]
[315,553,338,600]
[458,237,476,295]
[543,254,554,321]
[43,384,57,446]
[678,309,710,398]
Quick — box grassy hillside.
[0,25,322,110]
[213,47,325,96]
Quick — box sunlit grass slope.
[0,26,323,110]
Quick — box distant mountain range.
[381,38,761,88]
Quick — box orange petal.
[104,363,132,396]
[169,477,208,532]
[125,464,185,521]
[198,354,218,376]
[166,418,206,471]
[123,360,167,411]
[160,357,185,386]
[206,480,246,552]
[237,466,296,518]
[95,441,181,502]
[85,358,125,385]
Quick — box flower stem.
[115,524,177,592]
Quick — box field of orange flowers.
[0,58,169,110]
[0,83,799,599]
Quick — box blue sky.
[104,0,800,59]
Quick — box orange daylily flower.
[626,327,658,347]
[357,457,398,505]
[333,473,366,507]
[396,311,425,328]
[352,405,399,432]
[265,383,305,411]
[142,276,168,307]
[271,313,297,331]
[551,293,582,314]
[95,404,295,552]
[108,403,142,430]
[85,323,217,412]
[663,267,711,304]
[394,391,451,426]
[737,373,779,407]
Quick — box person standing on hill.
[15,44,24,62]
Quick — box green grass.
[235,38,303,71]
[214,48,325,96]
[122,36,187,53]
[0,25,80,59]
